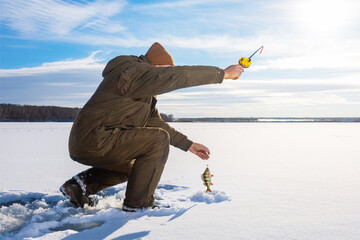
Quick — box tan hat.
[145,42,174,66]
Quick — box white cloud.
[157,102,207,107]
[132,0,245,10]
[160,72,360,97]
[42,93,93,99]
[252,53,360,71]
[0,0,125,36]
[1,0,359,72]
[155,71,360,117]
[45,82,78,87]
[0,51,105,77]
[1,0,360,116]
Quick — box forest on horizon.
[1,104,359,122]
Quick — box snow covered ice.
[0,184,229,239]
[1,122,360,239]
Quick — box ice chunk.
[189,190,231,204]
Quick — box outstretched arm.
[126,64,225,98]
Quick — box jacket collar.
[139,55,150,64]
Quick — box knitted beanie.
[145,42,174,66]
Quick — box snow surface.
[1,122,360,239]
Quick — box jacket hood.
[102,55,150,78]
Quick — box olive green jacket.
[69,55,224,158]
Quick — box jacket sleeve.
[145,108,193,151]
[118,61,224,98]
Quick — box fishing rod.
[239,46,264,68]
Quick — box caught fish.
[201,167,214,193]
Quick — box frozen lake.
[1,122,360,239]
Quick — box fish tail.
[206,188,212,193]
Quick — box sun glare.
[291,0,356,38]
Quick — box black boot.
[60,167,130,208]
[60,178,94,208]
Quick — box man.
[60,42,244,212]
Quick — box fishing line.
[249,46,264,59]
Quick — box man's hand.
[189,143,210,160]
[224,64,244,80]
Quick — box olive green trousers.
[69,127,170,208]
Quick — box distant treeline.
[0,104,81,122]
[1,104,359,122]
[160,113,174,122]
[177,117,360,122]
[0,104,175,122]
[177,117,257,122]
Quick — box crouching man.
[60,42,244,211]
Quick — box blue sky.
[1,0,360,117]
